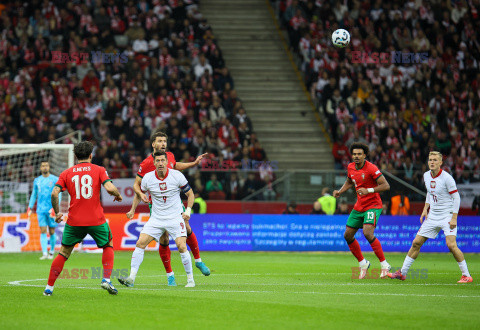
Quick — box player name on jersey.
[72,166,92,172]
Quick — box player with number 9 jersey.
[141,168,189,222]
[56,163,112,226]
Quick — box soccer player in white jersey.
[388,151,473,283]
[118,151,196,287]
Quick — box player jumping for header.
[119,151,196,288]
[43,141,123,296]
[388,151,473,283]
[28,160,60,260]
[333,142,391,279]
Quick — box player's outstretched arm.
[133,175,149,203]
[104,181,123,202]
[333,177,354,198]
[182,189,195,221]
[127,193,141,219]
[175,153,208,171]
[51,186,63,223]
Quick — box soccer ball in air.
[331,29,350,48]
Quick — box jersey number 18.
[72,174,93,199]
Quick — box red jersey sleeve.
[99,166,112,185]
[55,171,67,191]
[137,159,149,178]
[167,152,176,169]
[347,163,354,179]
[369,163,382,180]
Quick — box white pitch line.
[133,282,479,287]
[6,278,480,294]
[140,272,460,277]
[5,281,480,299]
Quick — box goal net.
[0,144,74,214]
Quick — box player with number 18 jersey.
[56,163,112,226]
[44,141,123,296]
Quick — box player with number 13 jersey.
[333,143,391,279]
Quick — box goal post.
[0,144,74,213]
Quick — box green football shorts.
[62,222,113,247]
[346,209,382,229]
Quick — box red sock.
[102,246,114,279]
[370,238,386,262]
[186,232,200,260]
[159,244,172,273]
[48,254,67,286]
[348,239,364,262]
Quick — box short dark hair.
[74,141,94,160]
[349,142,369,155]
[150,130,167,145]
[153,150,167,160]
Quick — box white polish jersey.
[423,169,458,216]
[141,168,188,220]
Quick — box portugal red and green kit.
[346,161,383,228]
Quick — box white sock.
[380,260,389,268]
[180,251,193,276]
[130,247,145,281]
[458,260,471,277]
[167,272,174,277]
[195,258,202,263]
[359,258,367,267]
[401,256,415,276]
[45,284,54,291]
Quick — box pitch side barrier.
[2,214,479,252]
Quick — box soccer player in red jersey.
[127,130,210,286]
[333,142,391,279]
[43,141,123,296]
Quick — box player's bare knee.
[159,235,169,245]
[446,240,457,251]
[177,243,187,253]
[363,232,375,242]
[343,231,354,242]
[136,241,147,249]
[412,239,423,250]
[136,237,149,249]
[40,227,47,234]
[60,245,73,258]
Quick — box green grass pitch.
[1,251,479,329]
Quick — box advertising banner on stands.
[3,214,479,253]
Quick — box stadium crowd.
[277,0,480,194]
[0,0,272,200]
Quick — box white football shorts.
[140,216,187,241]
[417,213,457,239]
